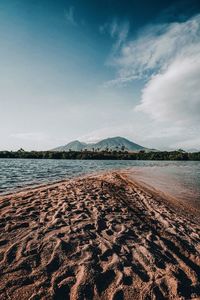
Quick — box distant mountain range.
[52,136,151,152]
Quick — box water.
[0,159,199,209]
[127,164,200,209]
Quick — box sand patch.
[0,172,199,299]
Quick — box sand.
[0,171,199,300]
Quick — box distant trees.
[0,150,199,160]
[177,149,185,153]
[18,148,25,152]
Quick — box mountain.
[90,137,146,151]
[53,140,86,152]
[52,136,149,152]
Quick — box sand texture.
[0,172,200,300]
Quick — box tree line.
[0,149,200,160]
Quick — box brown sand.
[0,171,199,300]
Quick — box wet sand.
[0,171,200,300]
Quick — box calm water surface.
[0,159,199,209]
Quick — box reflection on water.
[128,165,200,210]
[0,159,199,208]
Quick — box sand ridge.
[0,172,200,299]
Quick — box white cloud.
[100,19,129,50]
[135,53,200,124]
[133,15,200,130]
[104,14,200,149]
[109,14,200,84]
[65,6,77,26]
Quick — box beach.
[0,171,200,300]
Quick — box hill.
[53,140,86,152]
[52,136,148,152]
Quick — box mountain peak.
[52,136,148,152]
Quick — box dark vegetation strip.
[0,149,200,160]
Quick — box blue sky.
[0,0,200,150]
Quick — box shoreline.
[122,170,200,222]
[0,171,200,299]
[1,168,199,220]
[0,169,109,197]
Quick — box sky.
[0,0,200,151]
